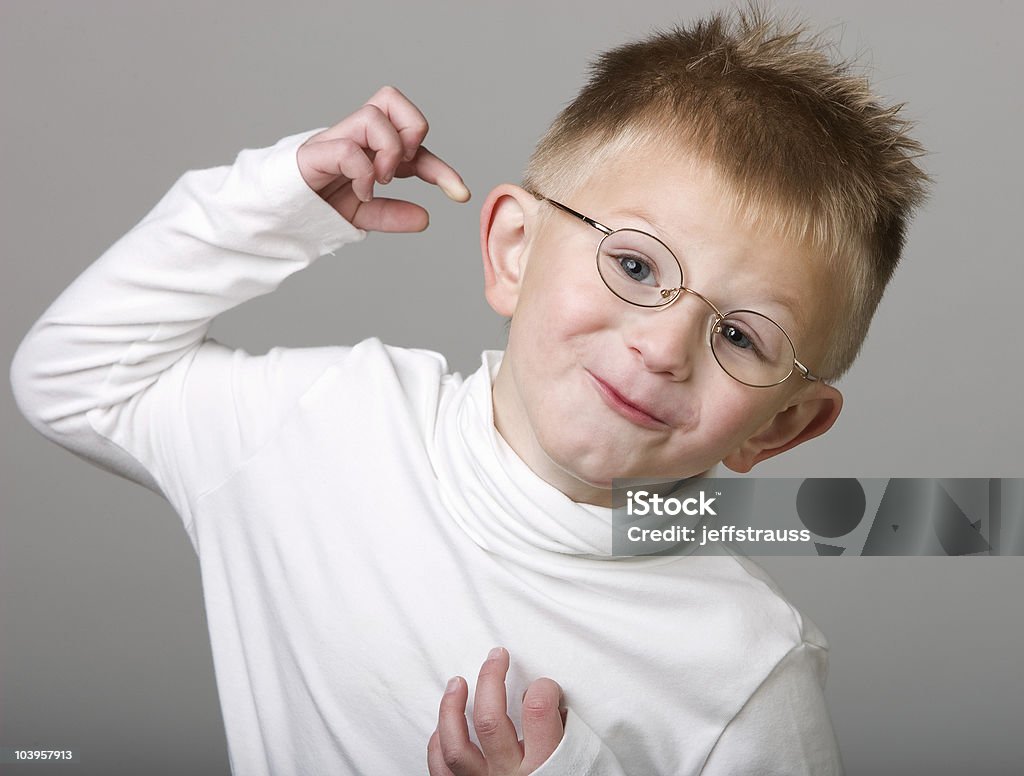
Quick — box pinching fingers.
[343,103,407,187]
[367,84,431,163]
[296,136,375,199]
[398,145,471,202]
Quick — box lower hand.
[427,647,566,776]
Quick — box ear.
[722,383,843,473]
[480,184,535,317]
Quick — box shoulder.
[345,337,454,396]
[342,336,451,378]
[723,553,829,651]
[316,337,458,435]
[697,560,842,774]
[652,551,829,672]
[657,552,830,689]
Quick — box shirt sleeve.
[699,641,845,775]
[9,127,365,533]
[530,708,628,776]
[528,642,841,776]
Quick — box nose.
[621,291,713,380]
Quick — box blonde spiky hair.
[521,4,930,379]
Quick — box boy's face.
[485,144,842,506]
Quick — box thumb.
[345,197,430,233]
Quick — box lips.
[586,371,669,429]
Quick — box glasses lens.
[710,311,796,387]
[596,229,683,307]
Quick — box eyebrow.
[613,207,674,239]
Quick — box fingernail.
[440,179,471,203]
[445,677,459,694]
[488,646,504,661]
[381,172,392,184]
[404,149,416,162]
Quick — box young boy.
[9,8,927,776]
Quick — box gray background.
[2,0,1021,773]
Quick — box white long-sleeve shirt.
[9,128,845,775]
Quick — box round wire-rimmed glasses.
[535,195,821,388]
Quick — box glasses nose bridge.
[664,284,724,323]
[628,284,719,372]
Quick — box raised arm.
[9,86,469,531]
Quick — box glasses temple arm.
[794,359,820,382]
[536,196,614,236]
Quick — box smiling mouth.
[586,371,668,430]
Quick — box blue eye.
[721,324,753,350]
[617,255,654,284]
[717,322,771,364]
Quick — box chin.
[564,445,716,488]
[533,409,713,490]
[546,444,652,490]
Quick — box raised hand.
[428,647,566,776]
[297,85,470,233]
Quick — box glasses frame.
[536,195,820,388]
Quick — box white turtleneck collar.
[428,350,694,572]
[430,350,613,559]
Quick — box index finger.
[397,145,471,202]
[366,85,431,164]
[473,647,522,770]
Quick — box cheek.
[515,263,611,353]
[697,388,785,453]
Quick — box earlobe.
[480,184,534,317]
[722,383,844,473]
